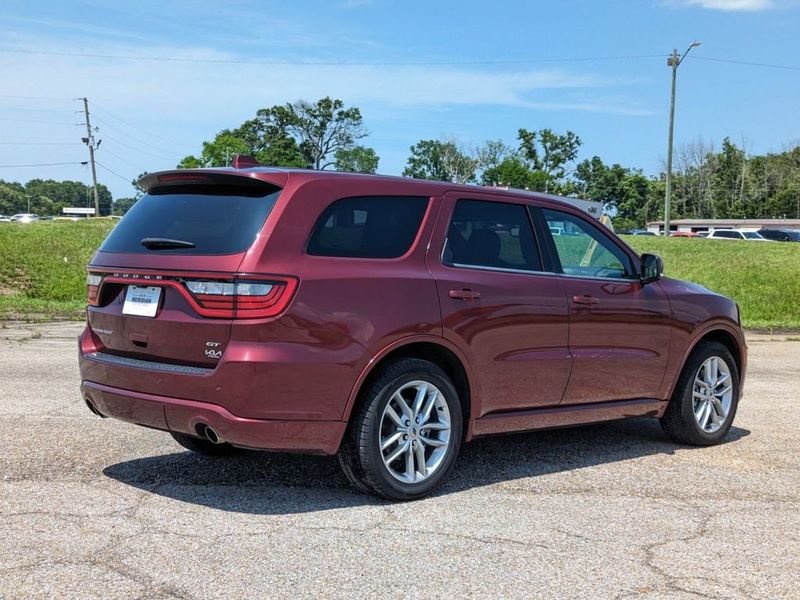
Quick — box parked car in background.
[631,229,656,236]
[757,228,800,242]
[79,161,747,500]
[707,229,770,241]
[10,213,40,223]
[0,215,11,222]
[669,231,699,238]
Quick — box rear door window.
[443,199,542,272]
[100,186,281,255]
[306,196,428,258]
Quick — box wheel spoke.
[694,400,706,421]
[385,440,409,465]
[404,444,415,481]
[393,392,413,420]
[412,383,428,418]
[422,422,449,431]
[714,385,732,398]
[414,442,427,478]
[707,358,718,387]
[385,405,404,428]
[700,401,713,429]
[710,397,726,420]
[693,390,706,400]
[381,431,403,451]
[419,391,437,425]
[420,435,446,447]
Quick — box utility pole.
[80,97,101,217]
[664,42,701,236]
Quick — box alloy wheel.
[378,380,451,483]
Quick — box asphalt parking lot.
[1,322,798,599]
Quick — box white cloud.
[674,0,774,10]
[0,34,649,196]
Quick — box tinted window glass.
[444,200,541,271]
[100,186,281,255]
[543,208,633,279]
[307,196,428,258]
[714,231,739,239]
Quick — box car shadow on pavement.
[103,418,750,515]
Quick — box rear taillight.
[183,277,296,319]
[86,273,103,306]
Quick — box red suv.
[79,161,746,500]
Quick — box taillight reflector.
[87,273,103,306]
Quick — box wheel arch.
[671,324,746,399]
[343,337,476,440]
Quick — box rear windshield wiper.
[140,237,196,250]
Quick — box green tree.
[517,128,582,192]
[113,197,138,216]
[334,146,379,174]
[178,97,372,170]
[403,139,477,183]
[481,156,537,189]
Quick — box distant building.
[646,218,800,235]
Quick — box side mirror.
[640,253,663,284]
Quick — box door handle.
[571,295,599,306]
[449,289,481,301]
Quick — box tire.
[337,358,463,501]
[660,341,740,446]
[170,431,242,456]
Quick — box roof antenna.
[231,155,260,169]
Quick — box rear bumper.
[81,381,346,455]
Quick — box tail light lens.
[86,273,103,306]
[183,277,296,319]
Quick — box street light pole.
[664,41,701,236]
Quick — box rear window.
[99,186,281,255]
[306,196,428,258]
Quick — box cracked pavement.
[1,322,798,599]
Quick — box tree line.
[0,179,112,217]
[3,96,798,226]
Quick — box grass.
[0,221,798,329]
[0,220,114,320]
[622,236,800,330]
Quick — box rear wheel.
[338,358,463,500]
[661,341,739,446]
[170,432,241,456]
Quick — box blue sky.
[1,0,798,199]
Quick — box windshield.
[100,186,281,255]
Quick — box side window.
[307,196,428,258]
[542,208,633,279]
[444,199,542,272]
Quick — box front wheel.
[338,358,463,500]
[661,341,740,446]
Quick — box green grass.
[622,236,800,330]
[0,221,114,320]
[0,221,798,329]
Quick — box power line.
[689,55,800,71]
[89,101,195,150]
[99,146,146,173]
[101,134,177,162]
[0,94,74,100]
[0,161,86,168]
[0,118,76,126]
[91,115,178,155]
[0,47,666,66]
[95,160,133,184]
[0,142,82,146]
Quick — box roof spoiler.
[137,168,281,194]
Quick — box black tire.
[660,341,740,446]
[170,431,242,456]
[337,358,463,501]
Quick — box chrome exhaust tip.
[197,423,223,444]
[85,397,105,418]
